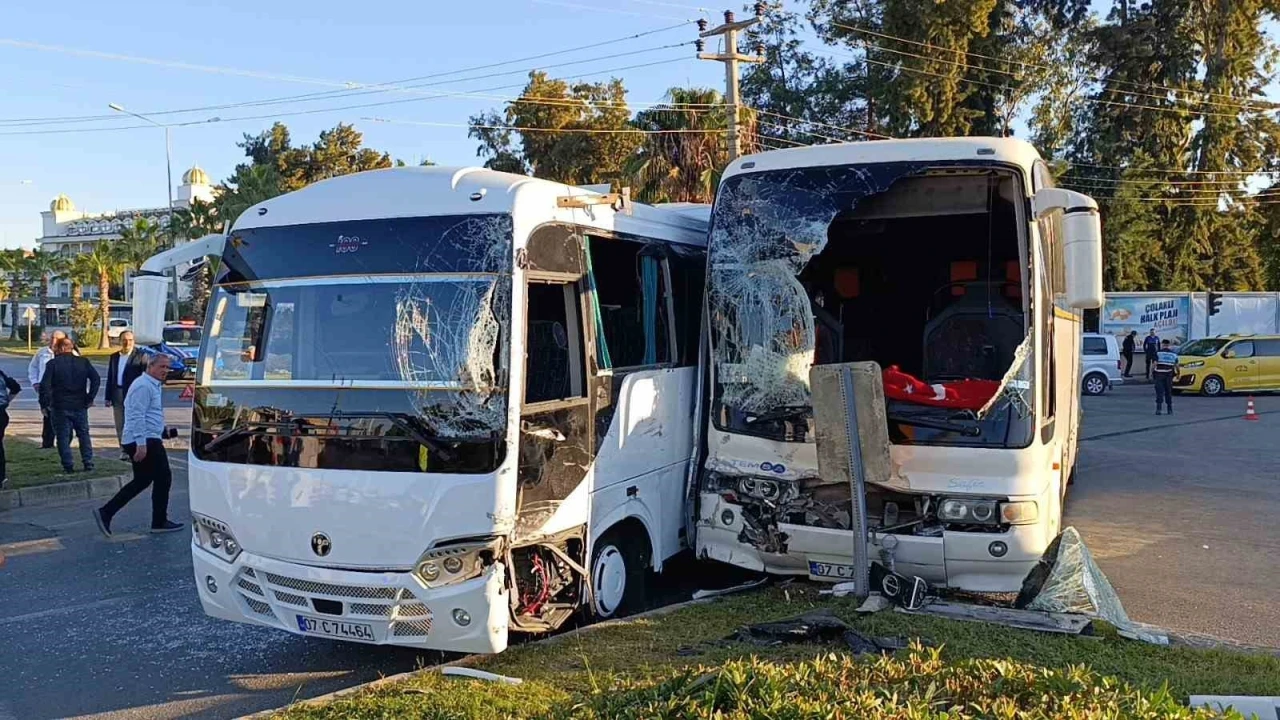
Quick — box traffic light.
[1208,290,1223,317]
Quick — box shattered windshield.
[193,214,513,470]
[707,162,1035,448]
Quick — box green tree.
[626,88,733,204]
[84,242,126,349]
[170,198,222,320]
[0,250,31,339]
[216,164,283,227]
[469,71,641,185]
[24,250,67,330]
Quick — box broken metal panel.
[900,600,1092,635]
[810,361,906,491]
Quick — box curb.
[236,594,720,719]
[0,473,129,511]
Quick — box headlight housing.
[413,538,500,589]
[1181,360,1205,369]
[193,513,242,563]
[937,497,1037,526]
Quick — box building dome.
[182,165,210,185]
[50,194,75,212]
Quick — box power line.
[0,37,701,128]
[1065,160,1280,176]
[0,57,701,137]
[530,0,694,22]
[753,108,893,139]
[366,116,728,134]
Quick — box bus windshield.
[707,163,1034,449]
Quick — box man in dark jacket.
[106,331,148,461]
[1121,331,1137,378]
[38,338,100,473]
[1142,329,1161,379]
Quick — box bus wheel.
[590,528,649,619]
[1201,375,1225,396]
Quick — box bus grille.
[264,572,398,599]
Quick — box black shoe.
[92,508,113,537]
[62,467,76,474]
[150,521,184,534]
[83,464,95,473]
[1155,409,1162,415]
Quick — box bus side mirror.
[1033,188,1103,310]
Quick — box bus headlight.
[938,498,1000,525]
[193,513,242,563]
[413,539,500,589]
[999,501,1039,525]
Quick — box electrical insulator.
[695,38,705,52]
[724,10,734,23]
[755,42,765,56]
[696,18,708,32]
[754,1,766,16]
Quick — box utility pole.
[109,103,178,321]
[697,6,765,161]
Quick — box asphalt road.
[1,357,1278,719]
[1070,383,1280,648]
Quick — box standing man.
[1121,330,1137,378]
[106,331,148,461]
[93,354,183,535]
[1142,328,1160,380]
[1152,339,1180,415]
[27,329,69,449]
[38,338,100,473]
[0,368,21,490]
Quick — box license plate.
[295,614,375,642]
[809,561,859,579]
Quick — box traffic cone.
[1245,397,1260,421]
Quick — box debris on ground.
[692,577,769,600]
[854,593,894,613]
[900,600,1093,635]
[871,563,929,610]
[1016,527,1169,645]
[730,608,920,655]
[440,667,523,685]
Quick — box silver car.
[1082,332,1124,395]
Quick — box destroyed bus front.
[189,214,517,654]
[697,155,1070,593]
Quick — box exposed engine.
[506,530,585,633]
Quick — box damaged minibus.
[132,166,708,652]
[691,138,1103,593]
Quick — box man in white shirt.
[28,330,69,449]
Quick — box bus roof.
[722,137,1045,182]
[232,166,708,248]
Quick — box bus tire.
[1201,375,1225,396]
[590,525,650,619]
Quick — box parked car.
[106,317,131,341]
[150,321,201,381]
[1081,332,1123,395]
[1175,334,1280,396]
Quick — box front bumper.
[1174,373,1197,388]
[697,493,1047,593]
[193,544,510,654]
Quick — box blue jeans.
[51,407,93,471]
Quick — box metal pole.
[164,125,179,322]
[26,315,31,353]
[724,25,741,160]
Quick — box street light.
[109,102,177,321]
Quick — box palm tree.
[65,253,97,313]
[625,87,748,204]
[84,242,126,349]
[216,164,283,226]
[117,217,163,273]
[24,250,67,329]
[0,250,31,340]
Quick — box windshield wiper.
[887,413,982,437]
[328,411,456,461]
[743,405,812,425]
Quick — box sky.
[0,0,727,248]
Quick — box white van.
[1081,332,1122,395]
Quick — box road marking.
[0,537,64,557]
[0,594,139,625]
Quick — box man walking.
[106,331,148,461]
[93,354,183,535]
[38,337,99,473]
[1121,330,1137,378]
[1142,329,1160,380]
[27,330,69,449]
[1153,339,1180,415]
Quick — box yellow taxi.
[1174,335,1280,396]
